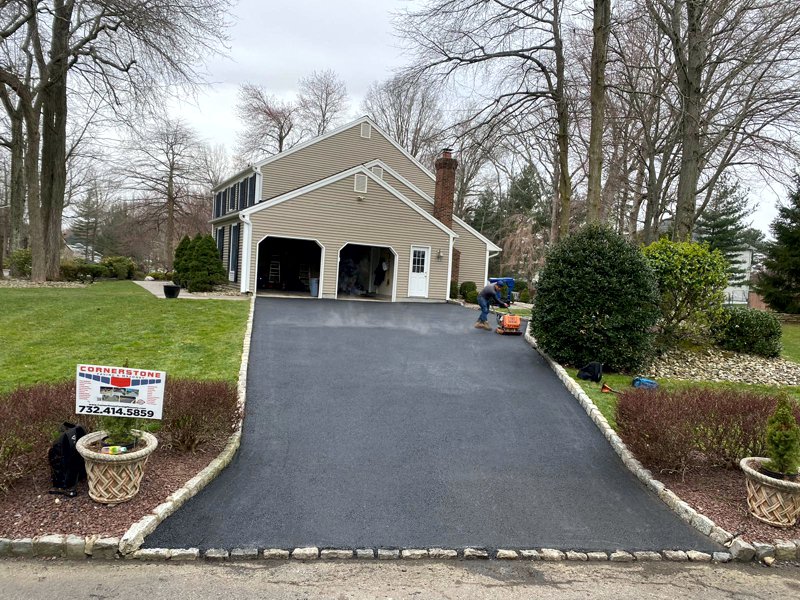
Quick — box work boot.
[474,321,484,329]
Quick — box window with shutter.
[229,223,240,282]
[248,175,257,206]
[228,185,236,210]
[215,228,224,259]
[239,180,247,210]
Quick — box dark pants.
[478,296,489,322]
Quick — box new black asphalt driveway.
[145,298,717,552]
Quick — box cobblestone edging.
[0,294,257,561]
[522,329,800,564]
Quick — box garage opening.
[256,236,323,297]
[337,243,395,301]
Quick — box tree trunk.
[25,114,44,282]
[673,0,703,241]
[39,0,73,280]
[550,141,561,244]
[553,0,571,238]
[586,0,611,223]
[166,172,175,269]
[8,110,25,251]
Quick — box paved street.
[2,560,799,600]
[145,299,717,551]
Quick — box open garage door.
[256,236,323,297]
[337,243,396,301]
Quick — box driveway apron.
[144,298,718,551]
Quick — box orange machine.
[495,313,523,335]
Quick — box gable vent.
[371,165,384,179]
[360,122,371,138]
[354,173,368,193]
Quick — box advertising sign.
[76,364,165,420]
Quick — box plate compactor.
[494,310,523,335]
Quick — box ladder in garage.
[268,256,281,284]
[298,263,310,290]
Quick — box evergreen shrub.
[713,306,782,358]
[519,288,531,303]
[643,239,728,342]
[9,248,31,278]
[172,235,193,287]
[765,396,800,475]
[100,255,136,279]
[465,289,478,304]
[449,280,459,300]
[184,234,226,293]
[530,225,659,372]
[459,280,477,299]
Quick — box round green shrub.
[449,280,459,300]
[642,239,728,343]
[530,225,660,372]
[713,306,782,358]
[465,289,478,304]
[100,255,136,279]
[459,280,477,299]
[9,248,32,278]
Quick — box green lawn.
[783,323,800,363]
[567,368,800,431]
[0,281,250,392]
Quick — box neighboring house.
[210,116,501,301]
[724,248,753,305]
[63,241,102,263]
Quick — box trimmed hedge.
[465,289,478,304]
[617,388,800,473]
[530,225,660,372]
[99,255,136,279]
[60,259,108,282]
[713,306,782,358]
[0,379,238,493]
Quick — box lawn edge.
[521,329,786,564]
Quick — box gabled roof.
[213,115,437,193]
[239,165,458,239]
[365,159,503,253]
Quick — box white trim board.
[364,159,502,253]
[240,165,457,239]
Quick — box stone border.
[0,294,257,561]
[522,329,799,564]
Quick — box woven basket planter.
[77,430,158,505]
[740,457,800,528]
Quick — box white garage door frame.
[335,241,398,302]
[254,234,326,298]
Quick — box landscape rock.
[586,552,608,561]
[650,348,800,387]
[355,549,374,559]
[565,551,587,561]
[729,539,756,562]
[519,550,540,560]
[91,537,119,560]
[428,548,457,559]
[204,549,228,560]
[33,534,65,557]
[610,551,634,562]
[10,538,33,557]
[377,549,400,560]
[401,549,428,559]
[291,547,319,560]
[663,550,688,562]
[230,548,259,560]
[633,552,661,561]
[496,549,519,560]
[262,549,290,559]
[169,548,199,561]
[64,535,86,560]
[320,549,353,559]
[712,552,732,563]
[133,548,170,561]
[539,549,565,561]
[754,543,775,561]
[687,551,712,562]
[463,548,489,559]
[774,541,796,561]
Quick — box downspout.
[239,213,252,294]
[446,235,454,300]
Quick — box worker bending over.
[475,282,508,330]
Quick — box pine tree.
[185,234,226,292]
[695,176,751,286]
[71,186,106,261]
[756,177,800,313]
[172,235,193,287]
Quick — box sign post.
[75,364,166,420]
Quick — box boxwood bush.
[713,306,782,358]
[617,388,800,473]
[459,280,477,299]
[465,289,478,304]
[530,225,660,372]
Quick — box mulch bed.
[660,469,799,544]
[0,439,225,539]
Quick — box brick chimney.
[434,148,460,286]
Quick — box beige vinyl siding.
[382,171,487,285]
[248,176,450,299]
[453,221,487,285]
[260,124,435,202]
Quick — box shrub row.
[616,388,800,473]
[0,379,238,493]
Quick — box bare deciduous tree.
[236,83,298,161]
[297,69,349,137]
[586,0,611,223]
[362,74,443,164]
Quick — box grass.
[783,323,800,363]
[0,281,250,393]
[496,306,532,317]
[567,368,800,431]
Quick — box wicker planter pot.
[740,457,800,528]
[77,430,158,505]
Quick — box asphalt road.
[4,560,800,600]
[145,298,718,552]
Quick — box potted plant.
[76,416,158,505]
[163,283,181,298]
[740,396,800,527]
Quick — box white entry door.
[408,246,430,298]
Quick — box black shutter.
[248,175,257,206]
[230,223,240,283]
[239,180,247,210]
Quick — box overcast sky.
[169,0,782,235]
